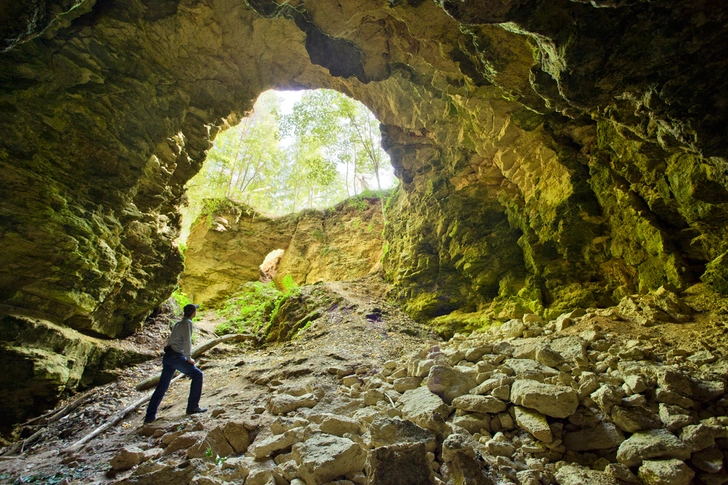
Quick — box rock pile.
[114,290,727,484]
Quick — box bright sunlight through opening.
[180,89,396,241]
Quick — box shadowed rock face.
[180,197,385,305]
[0,0,727,423]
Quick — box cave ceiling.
[0,0,727,338]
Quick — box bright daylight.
[180,89,396,240]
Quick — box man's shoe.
[143,416,156,424]
[186,407,208,415]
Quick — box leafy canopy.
[180,89,395,240]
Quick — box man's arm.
[183,319,193,362]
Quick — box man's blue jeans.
[145,350,203,421]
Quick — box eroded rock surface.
[181,196,385,305]
[1,0,728,429]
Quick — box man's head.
[183,304,199,318]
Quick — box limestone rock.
[680,423,728,452]
[554,464,619,485]
[452,413,491,435]
[691,447,724,473]
[514,406,552,443]
[393,377,422,393]
[504,359,559,381]
[611,405,661,433]
[267,393,319,415]
[164,432,205,455]
[367,417,436,452]
[249,430,299,460]
[616,429,691,467]
[399,387,450,433]
[510,380,578,418]
[110,445,147,471]
[563,423,625,451]
[318,415,363,437]
[426,365,476,404]
[638,459,695,485]
[365,442,435,485]
[292,434,366,485]
[187,426,236,459]
[451,394,506,414]
[224,421,252,455]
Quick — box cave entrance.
[179,89,396,242]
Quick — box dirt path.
[0,276,437,484]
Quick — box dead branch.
[135,333,257,391]
[61,374,185,454]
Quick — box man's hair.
[183,304,198,317]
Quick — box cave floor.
[0,277,438,484]
[0,278,727,484]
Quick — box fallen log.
[62,373,186,454]
[135,333,257,391]
[2,391,95,456]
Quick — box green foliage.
[280,274,299,294]
[205,447,227,467]
[180,89,396,241]
[172,290,192,309]
[215,281,282,335]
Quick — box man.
[144,303,207,423]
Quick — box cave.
[1,0,727,431]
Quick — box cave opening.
[179,89,397,242]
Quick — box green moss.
[265,285,339,342]
[701,252,728,295]
[429,310,498,339]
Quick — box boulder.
[514,406,552,443]
[393,377,422,393]
[680,423,728,452]
[367,417,437,452]
[164,431,204,455]
[365,442,436,485]
[319,414,363,437]
[451,395,507,414]
[426,365,476,404]
[563,423,625,451]
[441,430,492,484]
[638,459,695,485]
[499,319,526,338]
[224,421,252,454]
[504,359,559,381]
[510,380,578,418]
[249,430,299,460]
[611,405,661,433]
[691,447,724,473]
[399,386,450,432]
[110,445,146,471]
[267,393,319,415]
[554,464,619,485]
[187,426,235,459]
[616,429,691,467]
[452,413,491,435]
[292,434,366,485]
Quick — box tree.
[180,89,393,240]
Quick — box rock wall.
[0,314,152,427]
[0,0,727,422]
[180,196,385,305]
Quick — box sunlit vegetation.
[215,275,299,335]
[181,89,394,239]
